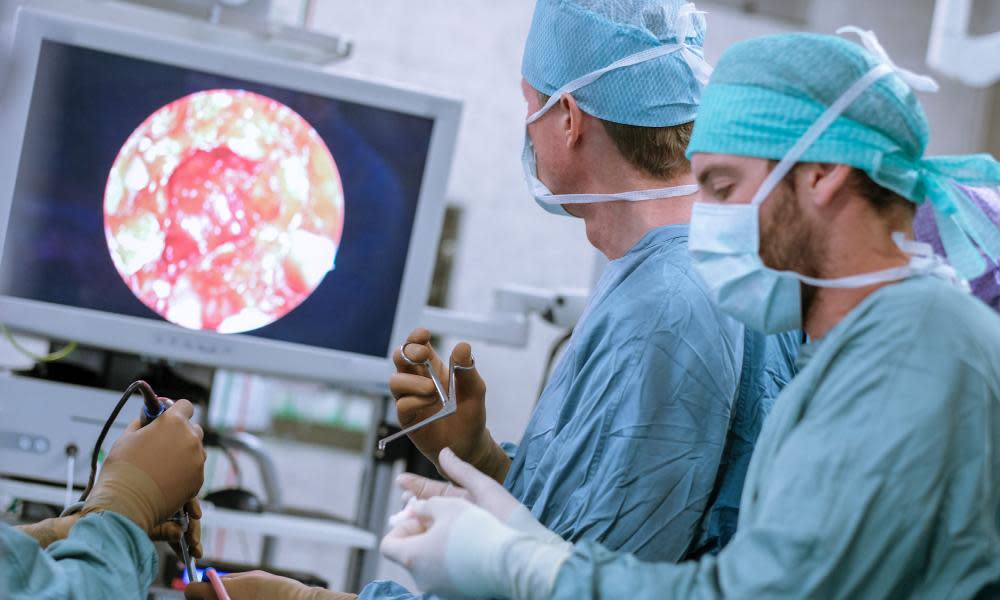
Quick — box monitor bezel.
[0,3,461,387]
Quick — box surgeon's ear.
[798,162,853,211]
[559,92,585,148]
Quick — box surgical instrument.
[377,343,475,451]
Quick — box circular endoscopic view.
[103,89,345,334]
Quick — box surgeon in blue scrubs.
[360,1,798,598]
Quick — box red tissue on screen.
[103,89,344,333]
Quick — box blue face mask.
[689,37,964,333]
[689,202,804,333]
[690,199,960,333]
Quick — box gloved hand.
[81,399,205,533]
[398,448,563,544]
[149,497,203,558]
[20,500,203,558]
[183,570,356,600]
[381,497,573,600]
[389,328,510,482]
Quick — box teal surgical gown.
[550,275,1000,599]
[361,225,798,599]
[0,512,157,599]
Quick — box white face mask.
[522,5,711,217]
[689,27,965,334]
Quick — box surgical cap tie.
[917,161,1000,276]
[836,26,940,93]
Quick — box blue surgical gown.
[549,275,1000,599]
[1,512,157,599]
[361,225,798,598]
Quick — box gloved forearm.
[15,514,81,549]
[467,436,512,484]
[498,532,573,600]
[289,588,355,600]
[184,569,356,599]
[303,590,356,600]
[381,496,572,600]
[81,461,164,532]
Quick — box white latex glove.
[380,496,572,600]
[398,447,564,545]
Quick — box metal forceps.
[173,510,199,583]
[378,342,475,451]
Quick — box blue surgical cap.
[522,0,707,127]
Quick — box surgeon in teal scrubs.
[2,400,205,599]
[379,27,1000,600]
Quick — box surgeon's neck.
[802,208,915,340]
[573,171,698,260]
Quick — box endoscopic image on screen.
[104,88,346,335]
[0,40,435,357]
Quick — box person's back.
[506,223,797,559]
[513,276,1000,600]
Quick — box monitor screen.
[0,39,436,359]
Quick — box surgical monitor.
[0,4,460,385]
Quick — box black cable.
[535,328,574,407]
[201,430,245,490]
[78,380,160,502]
